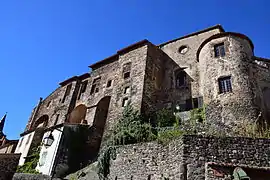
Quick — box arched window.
[175,70,187,88]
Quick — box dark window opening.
[107,80,112,88]
[148,175,151,180]
[123,62,131,79]
[124,72,130,79]
[47,101,51,107]
[219,76,232,94]
[122,97,129,107]
[62,84,72,103]
[115,177,117,180]
[214,43,225,57]
[185,99,193,111]
[78,80,88,100]
[175,70,187,88]
[193,98,199,108]
[124,86,130,94]
[54,114,60,126]
[90,77,101,95]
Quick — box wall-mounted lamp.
[42,133,54,147]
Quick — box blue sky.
[0,0,269,139]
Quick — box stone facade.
[16,25,270,177]
[0,153,20,180]
[109,135,270,180]
[22,24,270,135]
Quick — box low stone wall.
[109,138,184,180]
[109,135,270,180]
[0,153,20,180]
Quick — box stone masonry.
[16,24,270,178]
[109,135,270,180]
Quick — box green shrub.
[112,103,156,145]
[157,128,184,144]
[156,108,177,127]
[16,147,40,174]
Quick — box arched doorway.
[32,115,49,129]
[68,104,87,124]
[89,96,111,157]
[93,96,111,129]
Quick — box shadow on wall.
[31,115,49,129]
[68,104,87,124]
[52,97,111,178]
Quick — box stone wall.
[198,34,259,128]
[252,58,270,123]
[0,153,20,180]
[160,27,222,98]
[109,135,270,180]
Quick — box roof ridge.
[158,24,225,47]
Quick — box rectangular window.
[218,76,232,93]
[193,98,199,109]
[123,62,131,79]
[124,86,130,94]
[107,80,112,88]
[26,134,32,145]
[90,77,101,95]
[62,84,72,103]
[214,43,225,57]
[78,80,88,100]
[18,137,24,148]
[122,97,129,107]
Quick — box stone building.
[15,25,270,177]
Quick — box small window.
[178,45,189,54]
[175,70,187,88]
[124,86,131,94]
[90,77,101,95]
[218,76,232,93]
[107,80,112,88]
[124,72,130,79]
[62,84,72,103]
[26,134,32,145]
[78,80,88,99]
[18,137,24,148]
[214,43,225,57]
[193,98,199,109]
[148,175,151,180]
[123,62,131,79]
[122,97,129,107]
[47,101,51,107]
[54,114,60,126]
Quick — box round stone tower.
[197,32,259,128]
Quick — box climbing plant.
[16,146,40,174]
[97,103,156,179]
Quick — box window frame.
[90,77,101,95]
[78,80,88,99]
[122,62,131,79]
[218,76,232,94]
[106,79,113,88]
[62,84,72,103]
[214,42,226,58]
[175,70,187,88]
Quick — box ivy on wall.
[16,146,40,174]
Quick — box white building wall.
[14,131,35,166]
[36,126,63,176]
